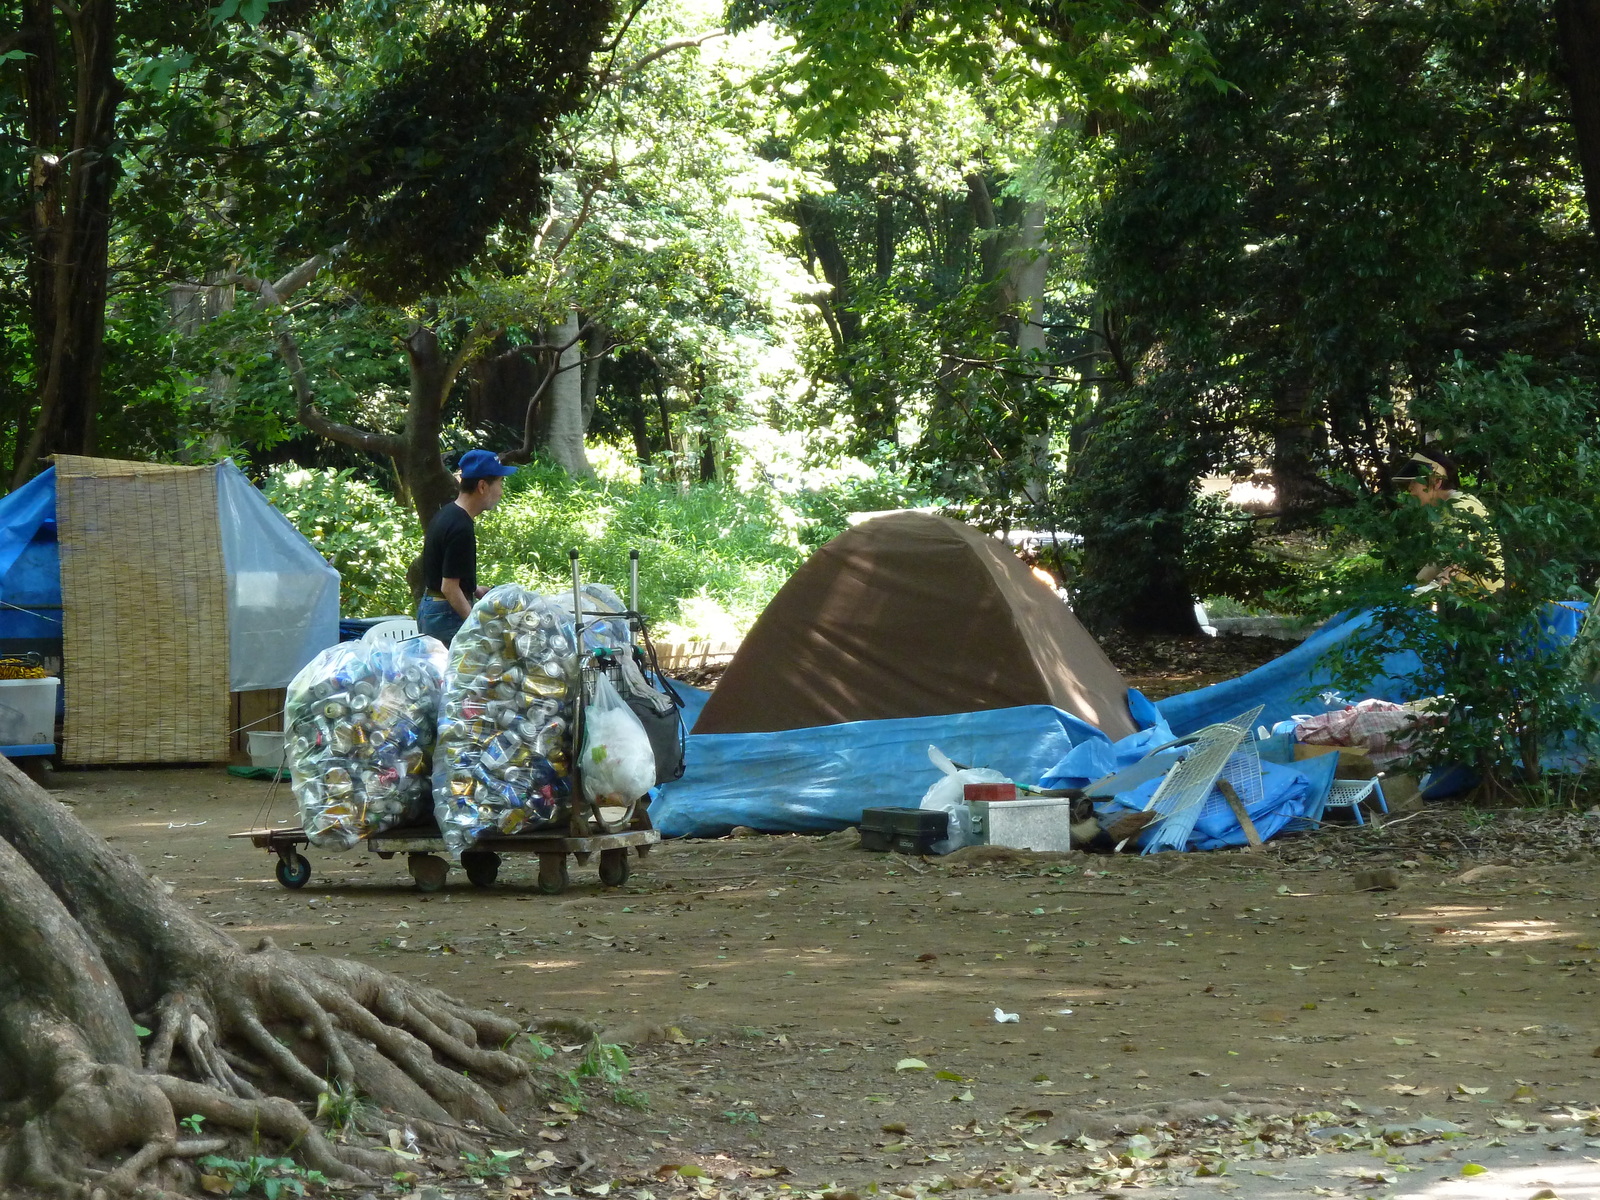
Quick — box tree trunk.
[580,321,606,433]
[400,326,463,526]
[0,757,540,1196]
[12,0,121,487]
[536,310,594,478]
[1556,0,1600,240]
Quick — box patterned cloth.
[1294,698,1437,768]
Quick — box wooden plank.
[1215,779,1264,851]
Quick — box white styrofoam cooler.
[969,797,1076,852]
[0,677,60,747]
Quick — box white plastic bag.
[581,671,656,811]
[919,745,1011,855]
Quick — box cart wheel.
[598,847,631,888]
[462,850,501,888]
[276,853,312,890]
[536,853,569,895]
[408,853,449,893]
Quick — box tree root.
[0,756,545,1198]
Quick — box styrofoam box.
[246,730,287,769]
[970,797,1075,852]
[0,677,60,746]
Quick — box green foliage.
[574,1037,630,1085]
[195,1154,327,1199]
[789,458,927,550]
[459,1149,524,1180]
[611,1085,652,1110]
[1319,357,1600,786]
[262,467,419,617]
[520,1032,557,1061]
[478,461,806,638]
[305,2,617,302]
[313,1083,365,1139]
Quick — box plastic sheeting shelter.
[0,457,338,763]
[695,513,1138,740]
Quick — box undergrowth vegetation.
[266,449,927,638]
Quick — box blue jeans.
[417,596,465,646]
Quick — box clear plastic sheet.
[285,636,447,849]
[432,584,578,856]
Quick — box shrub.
[1319,356,1600,790]
[263,467,420,618]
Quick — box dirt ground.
[40,764,1600,1199]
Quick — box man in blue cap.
[417,449,517,644]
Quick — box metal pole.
[629,548,640,616]
[569,548,583,646]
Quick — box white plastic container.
[0,677,60,747]
[246,730,286,769]
[969,797,1076,852]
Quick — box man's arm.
[441,577,472,619]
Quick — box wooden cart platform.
[231,819,658,895]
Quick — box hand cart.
[234,549,678,894]
[229,818,658,894]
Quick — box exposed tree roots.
[0,757,544,1197]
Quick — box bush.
[1318,356,1600,790]
[263,467,420,618]
[476,460,808,640]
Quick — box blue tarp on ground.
[651,603,1590,839]
[650,702,1107,838]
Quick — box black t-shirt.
[422,502,476,595]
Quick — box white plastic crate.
[246,730,286,769]
[0,677,60,747]
[969,797,1076,852]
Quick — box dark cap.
[458,449,516,479]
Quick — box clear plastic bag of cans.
[432,584,579,856]
[285,636,448,849]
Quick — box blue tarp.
[652,603,1590,840]
[650,702,1107,838]
[0,467,58,600]
[1098,758,1313,851]
[1159,604,1586,737]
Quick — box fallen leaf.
[1393,1037,1417,1045]
[896,1058,929,1071]
[1460,1162,1487,1177]
[1455,1084,1489,1095]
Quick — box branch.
[604,30,727,81]
[598,0,650,53]
[439,324,498,409]
[277,330,404,460]
[549,177,605,261]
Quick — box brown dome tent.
[694,513,1137,738]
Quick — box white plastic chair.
[362,617,420,644]
[1323,778,1388,825]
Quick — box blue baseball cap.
[458,449,516,479]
